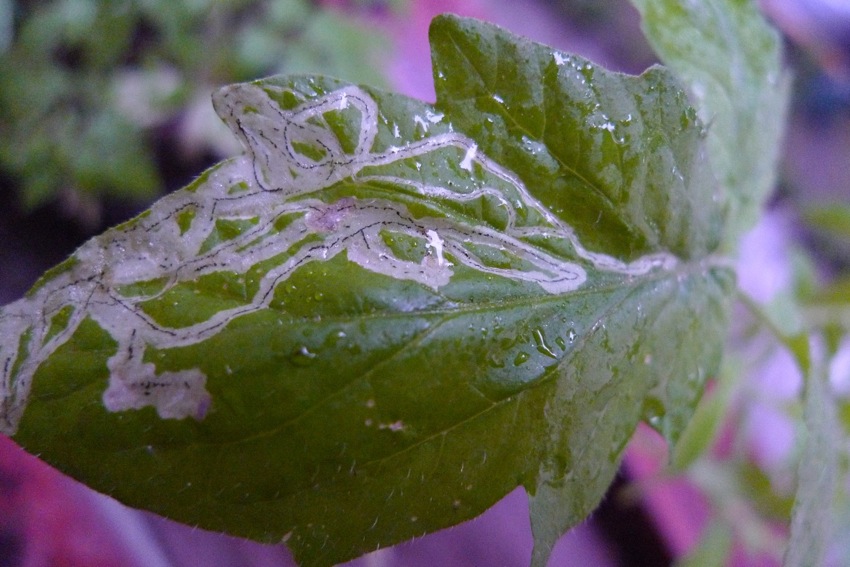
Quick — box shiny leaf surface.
[1,15,734,566]
[631,0,790,245]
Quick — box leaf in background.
[784,341,839,567]
[804,203,850,241]
[803,277,850,340]
[670,357,738,472]
[803,204,850,273]
[630,0,791,246]
[1,15,733,567]
[675,520,733,567]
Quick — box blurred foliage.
[0,0,394,214]
[675,214,850,565]
[805,204,850,241]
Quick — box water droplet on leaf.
[290,345,317,367]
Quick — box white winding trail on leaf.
[0,83,677,435]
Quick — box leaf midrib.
[208,259,690,514]
[149,260,716,471]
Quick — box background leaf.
[2,15,734,567]
[804,204,850,241]
[783,340,839,567]
[630,0,790,247]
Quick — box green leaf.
[430,15,724,263]
[804,204,850,241]
[428,16,731,561]
[675,520,733,567]
[740,294,844,566]
[1,15,733,567]
[670,358,737,472]
[630,0,790,247]
[804,276,850,334]
[784,343,839,567]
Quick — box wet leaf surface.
[2,15,734,566]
